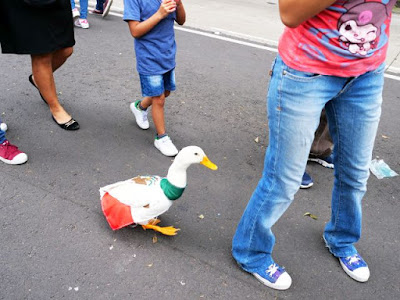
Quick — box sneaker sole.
[0,153,28,165]
[323,235,369,283]
[339,259,370,282]
[102,0,113,18]
[300,182,313,189]
[308,157,334,169]
[253,272,292,290]
[74,24,89,29]
[89,10,103,15]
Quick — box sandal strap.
[64,119,76,128]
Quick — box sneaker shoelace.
[266,263,279,277]
[1,141,20,158]
[346,255,361,265]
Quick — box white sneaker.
[339,254,370,282]
[74,18,89,29]
[252,263,292,291]
[154,136,178,157]
[0,123,7,132]
[72,8,80,18]
[130,101,149,129]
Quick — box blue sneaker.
[308,153,334,169]
[339,254,370,282]
[252,263,292,290]
[300,172,313,189]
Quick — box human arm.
[174,0,186,25]
[127,0,177,38]
[278,0,337,28]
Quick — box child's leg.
[152,68,174,135]
[79,0,89,19]
[70,0,76,9]
[140,94,166,136]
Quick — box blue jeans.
[0,116,5,144]
[70,0,88,19]
[96,0,105,11]
[232,55,384,273]
[139,69,176,97]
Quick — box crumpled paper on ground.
[370,159,399,179]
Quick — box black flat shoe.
[52,116,80,131]
[29,74,48,105]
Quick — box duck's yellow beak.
[200,156,218,170]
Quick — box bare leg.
[310,108,333,157]
[51,47,73,72]
[152,95,166,135]
[140,91,169,136]
[31,47,74,124]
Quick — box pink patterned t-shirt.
[278,0,397,77]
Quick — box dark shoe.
[89,9,103,15]
[102,0,113,18]
[300,172,313,189]
[29,74,47,105]
[52,116,80,131]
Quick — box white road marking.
[108,10,400,81]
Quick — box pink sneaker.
[0,140,28,165]
[74,18,90,29]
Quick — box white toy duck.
[100,146,217,236]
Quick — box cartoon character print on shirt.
[337,0,390,56]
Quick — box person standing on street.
[124,0,186,156]
[232,0,397,290]
[90,0,113,18]
[1,0,80,131]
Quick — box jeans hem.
[323,236,357,258]
[232,252,274,274]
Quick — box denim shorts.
[139,69,176,97]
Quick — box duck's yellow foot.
[147,218,161,226]
[141,224,180,236]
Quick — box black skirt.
[0,0,75,55]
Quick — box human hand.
[158,0,177,19]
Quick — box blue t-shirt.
[124,0,177,75]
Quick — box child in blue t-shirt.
[124,0,186,157]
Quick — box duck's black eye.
[194,153,199,156]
